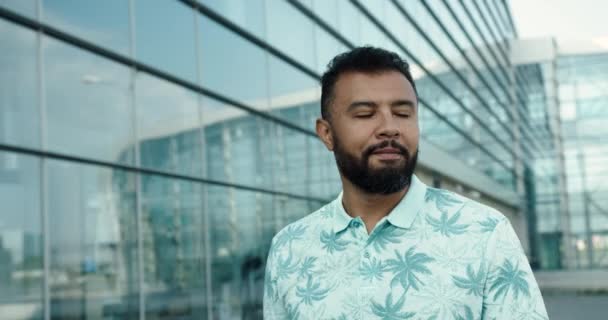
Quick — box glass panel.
[266,0,316,70]
[198,0,266,40]
[311,0,337,28]
[199,16,269,110]
[315,26,348,74]
[336,1,361,45]
[267,56,318,127]
[43,0,130,55]
[207,186,270,319]
[141,175,207,319]
[0,19,40,149]
[202,97,275,190]
[0,152,43,320]
[44,36,135,165]
[135,0,198,83]
[0,0,37,19]
[271,121,308,196]
[47,160,139,319]
[136,73,203,177]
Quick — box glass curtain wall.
[0,0,547,318]
[558,53,608,269]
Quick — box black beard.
[333,136,418,195]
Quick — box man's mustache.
[363,140,409,159]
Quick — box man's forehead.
[333,70,416,101]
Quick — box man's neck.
[341,178,409,234]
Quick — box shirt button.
[363,251,370,258]
[352,220,361,228]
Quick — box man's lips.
[372,148,402,154]
[371,148,404,160]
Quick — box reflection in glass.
[267,55,317,124]
[266,0,316,70]
[202,97,275,190]
[0,19,40,149]
[199,16,269,110]
[135,0,198,83]
[199,0,266,40]
[44,36,135,165]
[0,152,43,320]
[47,160,138,319]
[206,186,320,319]
[141,175,206,319]
[136,73,203,177]
[0,0,37,19]
[42,0,130,55]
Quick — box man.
[264,47,548,319]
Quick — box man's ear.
[316,118,334,151]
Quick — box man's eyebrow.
[391,99,416,108]
[347,101,377,112]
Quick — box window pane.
[135,0,197,83]
[267,56,317,127]
[0,0,37,19]
[202,98,274,190]
[266,0,315,69]
[199,16,268,110]
[44,37,135,165]
[0,19,40,149]
[0,152,43,320]
[315,27,348,74]
[207,186,277,319]
[198,0,266,40]
[136,73,203,177]
[141,175,207,319]
[43,0,130,55]
[47,160,139,318]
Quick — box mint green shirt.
[264,175,548,319]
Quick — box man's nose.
[376,113,400,139]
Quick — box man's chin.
[368,161,406,170]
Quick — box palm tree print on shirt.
[385,247,434,291]
[426,209,469,237]
[454,305,475,320]
[297,256,317,280]
[296,275,331,305]
[359,257,388,282]
[275,251,299,280]
[478,217,500,233]
[452,263,486,297]
[371,292,416,319]
[425,188,463,213]
[371,224,406,253]
[274,224,307,250]
[489,259,531,301]
[320,230,349,254]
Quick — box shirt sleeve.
[481,218,549,319]
[263,237,288,319]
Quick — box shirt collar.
[331,174,427,233]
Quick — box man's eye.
[355,113,373,118]
[396,113,411,118]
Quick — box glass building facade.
[558,53,608,269]
[0,0,594,319]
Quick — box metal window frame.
[390,0,515,144]
[421,0,511,106]
[287,0,515,175]
[350,0,515,173]
[443,0,551,160]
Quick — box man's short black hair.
[320,46,417,121]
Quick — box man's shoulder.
[424,186,507,225]
[271,200,334,245]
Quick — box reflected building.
[0,0,606,319]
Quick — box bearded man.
[263,47,548,320]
